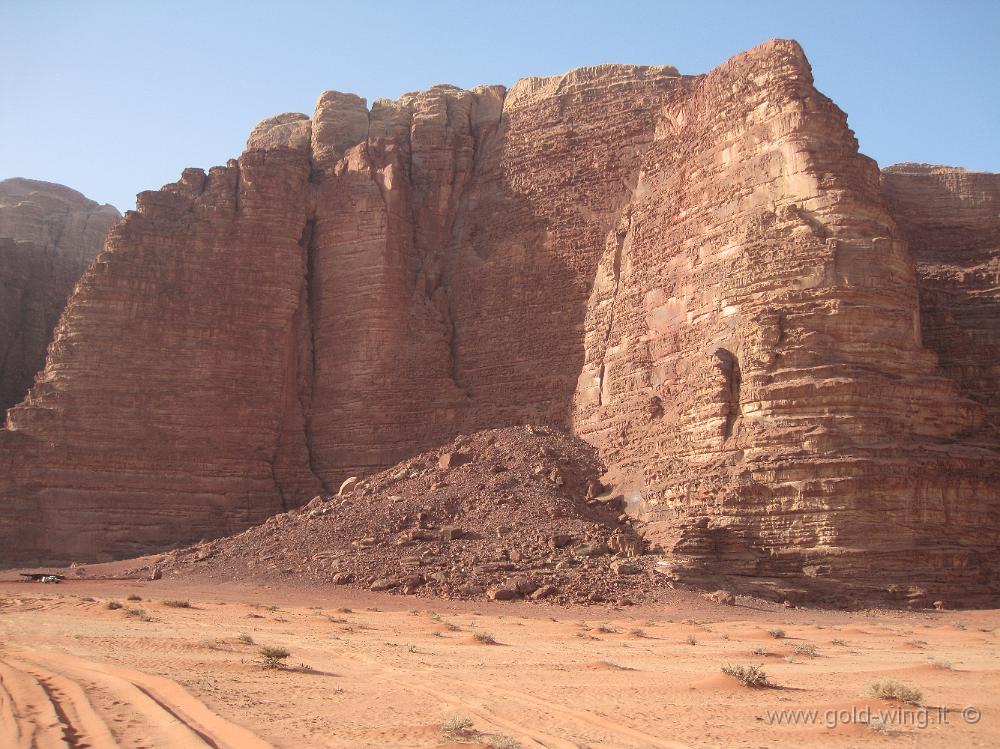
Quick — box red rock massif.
[1,40,997,603]
[0,179,119,412]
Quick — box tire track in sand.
[1,648,274,749]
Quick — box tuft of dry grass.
[792,643,818,658]
[237,633,254,645]
[162,599,191,608]
[127,594,142,601]
[767,628,785,639]
[473,631,497,645]
[106,601,123,610]
[441,714,474,737]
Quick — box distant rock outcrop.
[1,42,997,604]
[0,179,119,412]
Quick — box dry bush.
[866,678,922,705]
[259,645,291,669]
[721,663,771,688]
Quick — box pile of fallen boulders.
[156,425,673,605]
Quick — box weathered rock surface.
[0,179,119,412]
[881,164,1000,441]
[1,41,997,604]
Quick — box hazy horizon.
[2,0,998,212]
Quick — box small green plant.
[106,601,123,610]
[767,628,785,639]
[721,663,771,688]
[442,714,474,736]
[866,678,922,705]
[474,631,497,645]
[792,643,818,658]
[259,645,291,669]
[686,635,698,646]
[163,599,191,608]
[127,594,142,601]
[237,633,254,645]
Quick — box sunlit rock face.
[1,41,996,604]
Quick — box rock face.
[881,164,1000,441]
[0,179,120,413]
[1,41,997,603]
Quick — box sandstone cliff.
[0,179,119,412]
[1,41,997,603]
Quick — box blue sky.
[2,1,997,212]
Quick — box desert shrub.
[831,639,847,646]
[596,625,617,634]
[630,628,646,638]
[721,663,771,688]
[867,716,890,735]
[767,628,785,639]
[928,657,953,670]
[259,645,291,669]
[750,647,770,656]
[124,607,146,618]
[792,643,818,658]
[163,599,191,608]
[237,633,254,645]
[488,735,522,749]
[106,601,123,610]
[442,715,474,736]
[866,678,922,705]
[127,594,142,601]
[473,631,497,645]
[686,635,698,646]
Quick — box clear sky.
[2,0,997,212]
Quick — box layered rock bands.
[0,179,119,412]
[2,41,997,602]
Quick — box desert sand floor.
[0,578,997,748]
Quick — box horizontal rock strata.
[1,42,997,603]
[0,179,119,412]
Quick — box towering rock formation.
[1,41,997,602]
[0,179,119,412]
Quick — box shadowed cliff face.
[1,41,997,603]
[0,179,120,413]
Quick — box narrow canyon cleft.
[0,40,997,604]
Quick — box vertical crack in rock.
[714,348,742,439]
[298,216,329,495]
